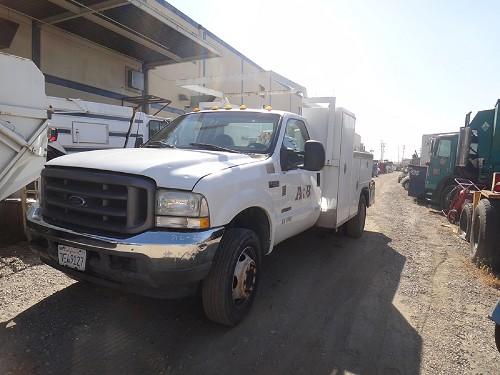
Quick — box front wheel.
[458,203,473,242]
[440,183,457,211]
[346,195,367,238]
[202,228,261,326]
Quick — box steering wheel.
[247,142,267,151]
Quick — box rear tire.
[470,199,500,267]
[346,195,367,238]
[202,228,261,326]
[458,203,473,242]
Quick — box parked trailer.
[47,97,170,156]
[0,53,49,202]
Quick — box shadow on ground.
[0,229,421,374]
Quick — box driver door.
[274,118,321,242]
[425,137,453,191]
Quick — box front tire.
[458,203,473,242]
[202,228,261,326]
[346,195,367,238]
[470,199,500,267]
[440,183,457,211]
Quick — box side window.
[148,120,168,139]
[437,139,451,158]
[281,118,309,170]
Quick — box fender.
[193,162,277,253]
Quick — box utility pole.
[380,140,386,161]
[402,145,405,163]
[397,145,400,164]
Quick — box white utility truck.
[27,99,375,325]
[0,53,49,201]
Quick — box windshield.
[144,111,281,154]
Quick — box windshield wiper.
[189,142,240,153]
[143,140,175,148]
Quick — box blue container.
[408,165,427,197]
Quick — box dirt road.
[1,174,499,374]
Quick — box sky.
[167,0,500,161]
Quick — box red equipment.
[444,178,481,224]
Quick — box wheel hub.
[232,248,257,302]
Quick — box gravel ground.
[0,173,499,374]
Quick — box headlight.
[155,190,209,229]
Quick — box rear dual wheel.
[346,195,367,238]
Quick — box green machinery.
[425,99,500,208]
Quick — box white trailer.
[47,97,171,155]
[0,53,49,201]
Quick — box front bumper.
[26,204,224,298]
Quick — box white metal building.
[0,0,306,116]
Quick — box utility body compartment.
[303,97,374,229]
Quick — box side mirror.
[304,140,325,171]
[134,135,144,148]
[279,146,297,171]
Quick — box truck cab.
[425,133,459,195]
[27,101,374,326]
[425,101,500,209]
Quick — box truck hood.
[47,148,260,190]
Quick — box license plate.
[58,245,86,271]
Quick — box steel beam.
[46,0,183,62]
[43,0,128,24]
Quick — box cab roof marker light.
[211,105,219,110]
[223,104,232,110]
[265,105,272,111]
[240,104,247,110]
[193,107,200,112]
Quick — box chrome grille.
[41,167,155,234]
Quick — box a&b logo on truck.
[295,185,312,200]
